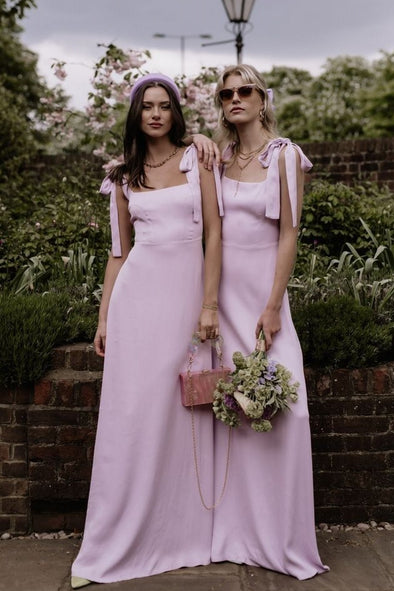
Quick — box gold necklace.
[232,154,257,197]
[144,146,179,168]
[238,142,266,160]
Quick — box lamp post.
[202,1,256,64]
[153,33,212,76]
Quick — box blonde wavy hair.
[214,64,277,153]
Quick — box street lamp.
[153,33,212,76]
[203,0,256,64]
[221,0,256,63]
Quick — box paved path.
[1,530,393,591]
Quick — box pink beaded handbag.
[180,334,230,407]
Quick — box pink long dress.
[72,146,221,583]
[211,138,329,580]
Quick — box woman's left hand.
[199,308,219,342]
[256,307,281,351]
[192,134,221,170]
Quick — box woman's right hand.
[191,134,221,170]
[94,320,107,357]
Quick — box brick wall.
[301,137,394,191]
[1,344,393,533]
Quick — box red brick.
[14,479,29,495]
[331,452,387,471]
[51,347,66,370]
[0,389,14,404]
[372,431,394,451]
[13,515,30,534]
[375,397,394,414]
[62,461,92,481]
[57,426,94,444]
[315,373,332,397]
[2,497,29,514]
[343,435,373,451]
[54,380,75,406]
[28,409,79,426]
[29,445,59,461]
[2,461,28,477]
[0,479,14,496]
[0,425,27,443]
[14,385,32,404]
[373,367,392,394]
[311,434,345,453]
[58,445,84,461]
[12,444,27,460]
[0,442,10,460]
[34,380,52,405]
[28,426,57,444]
[88,349,104,371]
[29,481,57,499]
[78,382,99,407]
[332,369,354,396]
[0,515,11,531]
[57,480,89,498]
[0,407,12,423]
[332,415,389,434]
[14,409,27,424]
[351,368,370,394]
[29,463,56,482]
[65,512,86,532]
[70,348,88,371]
[31,513,65,532]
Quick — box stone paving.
[1,529,394,591]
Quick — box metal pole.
[235,30,243,64]
[180,36,185,76]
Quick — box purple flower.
[224,394,239,411]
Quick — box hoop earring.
[259,108,265,122]
[222,116,228,128]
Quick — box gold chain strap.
[186,336,232,510]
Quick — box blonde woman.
[201,65,329,580]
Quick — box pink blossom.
[54,67,67,80]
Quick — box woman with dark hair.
[207,65,328,580]
[71,73,222,588]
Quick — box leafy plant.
[292,295,393,369]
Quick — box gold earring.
[222,116,228,128]
[259,108,265,121]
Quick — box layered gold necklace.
[232,142,266,197]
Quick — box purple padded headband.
[130,73,181,103]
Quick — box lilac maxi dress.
[72,146,222,583]
[211,138,329,580]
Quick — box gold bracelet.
[202,303,219,311]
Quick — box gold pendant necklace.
[233,154,256,197]
[144,146,179,168]
[238,142,266,160]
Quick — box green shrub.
[292,295,393,369]
[0,292,99,385]
[64,300,97,343]
[300,181,392,258]
[0,292,69,385]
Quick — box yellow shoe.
[71,576,92,589]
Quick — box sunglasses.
[218,84,257,102]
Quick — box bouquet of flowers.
[213,333,299,432]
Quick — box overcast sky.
[21,0,394,108]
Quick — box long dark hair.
[108,81,186,189]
